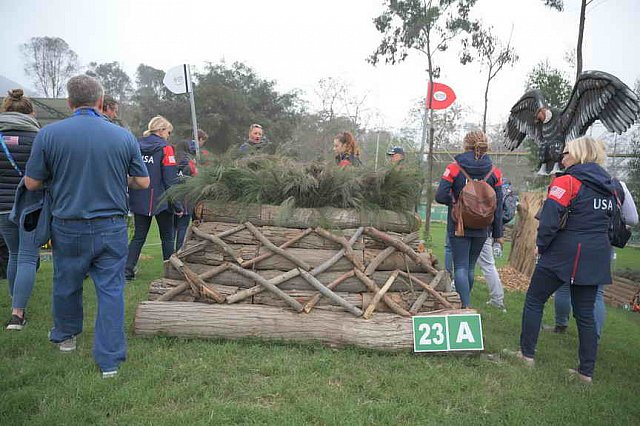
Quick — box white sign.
[163,65,189,94]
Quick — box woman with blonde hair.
[511,136,619,383]
[125,115,181,280]
[435,130,504,308]
[333,131,361,167]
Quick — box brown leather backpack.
[452,163,497,236]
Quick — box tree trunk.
[482,68,491,133]
[134,302,473,352]
[575,0,587,81]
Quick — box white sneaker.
[58,336,77,352]
[486,300,507,313]
[102,370,118,379]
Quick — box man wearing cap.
[386,146,405,164]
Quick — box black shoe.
[6,314,26,331]
[542,324,567,333]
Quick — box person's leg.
[124,214,152,278]
[89,217,128,373]
[450,236,472,308]
[444,233,453,276]
[570,284,599,378]
[477,237,505,306]
[174,214,191,252]
[49,219,92,343]
[467,236,487,295]
[520,266,564,359]
[594,285,606,341]
[0,213,20,299]
[554,282,571,328]
[11,227,41,313]
[155,210,176,261]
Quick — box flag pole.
[184,64,200,161]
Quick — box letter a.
[455,322,475,343]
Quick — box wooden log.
[298,269,363,317]
[164,261,433,293]
[149,279,243,303]
[196,202,421,233]
[364,232,419,275]
[178,223,246,258]
[191,225,244,264]
[244,222,311,270]
[364,227,438,275]
[168,255,225,303]
[226,264,304,312]
[303,270,355,313]
[363,270,400,319]
[314,228,365,271]
[407,270,451,314]
[354,268,411,317]
[225,268,301,304]
[134,302,476,351]
[509,192,545,277]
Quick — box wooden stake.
[225,268,301,304]
[244,222,312,270]
[353,268,411,317]
[168,255,226,303]
[240,228,313,268]
[226,263,304,312]
[363,270,400,319]
[298,269,363,317]
[399,270,453,312]
[364,227,438,274]
[178,224,246,259]
[364,232,419,275]
[303,270,355,313]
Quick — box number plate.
[412,314,484,352]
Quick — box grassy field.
[1,222,640,424]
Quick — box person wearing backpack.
[508,136,618,383]
[436,131,504,309]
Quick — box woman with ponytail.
[333,131,362,167]
[435,131,504,308]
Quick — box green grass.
[2,221,640,424]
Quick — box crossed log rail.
[159,221,455,319]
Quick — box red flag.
[426,82,456,110]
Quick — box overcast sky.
[1,0,638,131]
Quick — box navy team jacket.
[536,162,617,286]
[128,134,179,216]
[435,151,504,239]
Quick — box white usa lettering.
[593,198,613,210]
[142,155,154,164]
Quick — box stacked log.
[134,204,464,351]
[604,276,640,308]
[509,192,545,277]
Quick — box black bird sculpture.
[504,70,640,175]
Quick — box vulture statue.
[504,70,640,174]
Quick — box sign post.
[163,64,200,161]
[412,314,484,353]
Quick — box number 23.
[419,323,445,345]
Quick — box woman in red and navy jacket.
[125,116,181,280]
[517,136,616,383]
[333,132,362,167]
[435,131,503,309]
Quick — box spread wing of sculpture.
[504,70,640,175]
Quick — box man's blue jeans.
[449,235,486,308]
[554,283,606,339]
[49,216,128,372]
[520,265,598,377]
[0,213,40,309]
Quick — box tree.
[20,36,79,98]
[369,0,480,233]
[86,61,133,101]
[471,28,518,132]
[525,61,572,109]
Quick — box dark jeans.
[49,216,128,372]
[449,235,486,308]
[125,211,175,277]
[520,265,598,377]
[174,214,191,252]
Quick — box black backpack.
[610,189,632,248]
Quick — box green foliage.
[165,154,423,212]
[542,0,564,11]
[85,61,132,101]
[525,60,572,109]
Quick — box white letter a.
[456,322,475,343]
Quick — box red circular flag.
[426,82,456,110]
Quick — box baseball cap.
[386,146,405,156]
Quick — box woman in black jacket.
[0,89,41,330]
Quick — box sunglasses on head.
[562,151,570,157]
[251,124,263,129]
